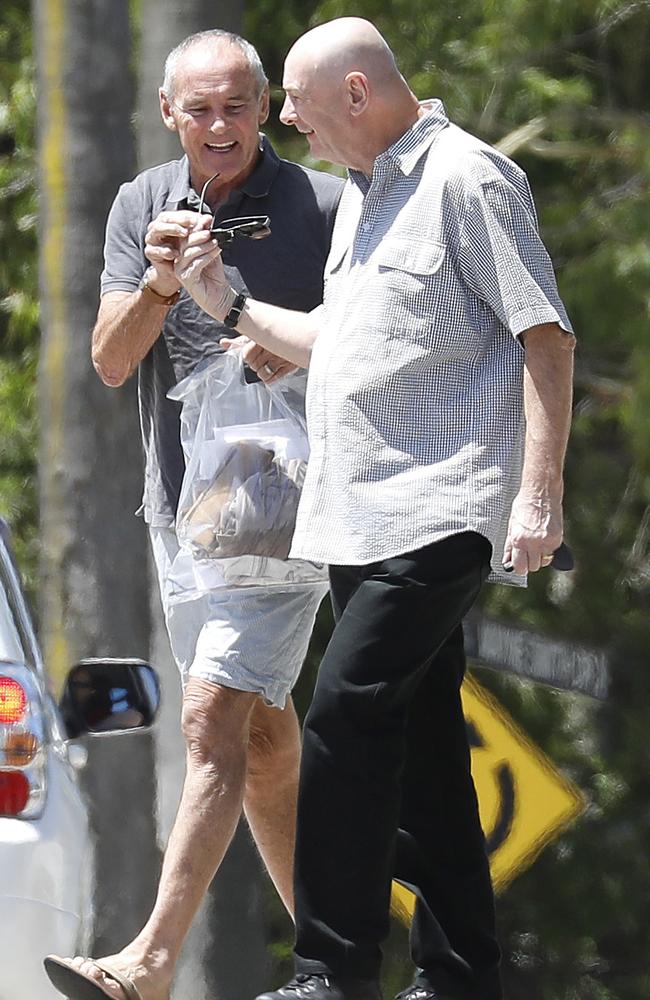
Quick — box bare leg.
[57,679,262,1000]
[244,695,301,917]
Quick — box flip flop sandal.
[43,956,143,1000]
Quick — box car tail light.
[0,666,47,819]
[0,677,27,723]
[4,731,39,765]
[0,771,29,814]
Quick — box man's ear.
[346,72,369,117]
[159,89,177,131]
[257,83,271,126]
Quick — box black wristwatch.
[223,290,247,329]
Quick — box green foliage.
[0,0,38,588]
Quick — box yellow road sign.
[391,673,585,923]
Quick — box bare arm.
[235,298,319,369]
[173,228,319,369]
[91,287,173,387]
[504,322,575,574]
[92,211,203,387]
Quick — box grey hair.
[162,30,268,99]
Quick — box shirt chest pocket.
[370,238,480,361]
[375,237,446,279]
[372,238,448,333]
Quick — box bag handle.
[169,347,307,433]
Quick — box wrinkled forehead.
[175,42,260,98]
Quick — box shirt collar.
[165,134,281,210]
[166,158,193,208]
[349,98,449,191]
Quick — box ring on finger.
[261,363,274,376]
[541,553,554,566]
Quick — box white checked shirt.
[290,101,573,582]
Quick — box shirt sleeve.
[457,171,573,338]
[100,179,149,296]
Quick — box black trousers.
[293,532,502,1000]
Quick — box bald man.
[172,18,575,1000]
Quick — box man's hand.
[503,488,563,575]
[174,230,318,369]
[220,335,299,383]
[174,227,233,319]
[144,211,212,296]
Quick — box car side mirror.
[59,658,160,739]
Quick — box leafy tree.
[0,0,38,588]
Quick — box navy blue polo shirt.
[101,135,343,524]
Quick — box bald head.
[281,18,419,174]
[286,18,401,91]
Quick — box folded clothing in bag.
[180,439,307,560]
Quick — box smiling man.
[43,28,342,1000]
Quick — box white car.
[0,520,159,999]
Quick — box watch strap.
[139,269,181,306]
[223,290,247,329]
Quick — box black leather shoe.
[395,986,453,1000]
[256,972,382,1000]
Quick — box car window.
[0,580,25,663]
[0,541,68,748]
[0,540,37,670]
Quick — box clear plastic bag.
[166,350,326,601]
